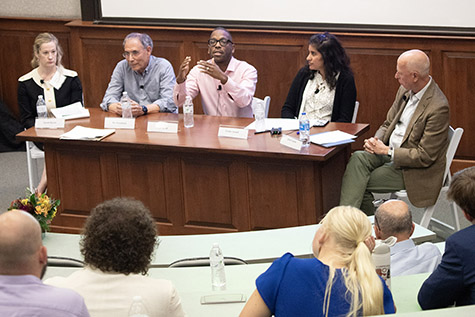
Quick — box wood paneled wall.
[1,17,474,169]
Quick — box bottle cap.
[133,295,142,302]
[212,242,219,248]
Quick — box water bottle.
[209,243,226,291]
[299,112,310,147]
[121,91,133,119]
[373,243,391,290]
[128,296,149,317]
[183,95,194,128]
[36,95,47,118]
[254,100,266,132]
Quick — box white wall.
[0,0,81,19]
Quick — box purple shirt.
[174,57,257,118]
[0,275,89,317]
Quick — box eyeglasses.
[208,38,233,47]
[122,50,142,58]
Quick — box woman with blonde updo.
[240,206,395,317]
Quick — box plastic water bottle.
[183,96,194,128]
[299,112,310,147]
[128,296,149,317]
[121,91,133,118]
[210,243,226,291]
[36,95,47,118]
[373,244,391,289]
[254,100,266,132]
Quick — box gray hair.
[123,32,153,51]
[374,200,413,236]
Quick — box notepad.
[59,126,115,141]
[51,102,90,120]
[310,130,356,147]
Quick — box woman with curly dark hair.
[45,198,186,317]
[281,32,357,122]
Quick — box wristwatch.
[142,105,148,115]
[387,146,394,157]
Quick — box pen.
[254,130,270,134]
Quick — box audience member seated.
[174,27,257,118]
[45,198,186,317]
[281,32,356,122]
[374,200,441,276]
[100,32,177,116]
[240,206,395,317]
[0,210,89,316]
[340,49,450,215]
[418,167,475,309]
[18,32,83,194]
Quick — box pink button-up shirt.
[174,57,257,118]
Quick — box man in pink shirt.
[174,27,258,118]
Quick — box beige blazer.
[375,80,450,207]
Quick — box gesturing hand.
[176,56,191,84]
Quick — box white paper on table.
[245,118,299,131]
[310,130,356,146]
[51,102,90,120]
[59,126,115,141]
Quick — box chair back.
[168,256,248,268]
[252,96,271,118]
[47,256,84,267]
[443,126,464,184]
[352,101,360,123]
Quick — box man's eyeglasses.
[208,38,233,47]
[123,50,142,58]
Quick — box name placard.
[147,121,178,134]
[35,118,65,129]
[218,126,248,139]
[104,117,135,129]
[280,134,303,151]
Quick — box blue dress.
[256,253,395,316]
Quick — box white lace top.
[298,72,338,120]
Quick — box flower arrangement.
[8,189,60,232]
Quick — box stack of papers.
[60,126,115,141]
[310,130,356,147]
[51,102,90,120]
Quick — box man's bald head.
[374,200,414,241]
[0,210,46,275]
[398,49,430,78]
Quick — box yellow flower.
[21,199,29,205]
[35,205,43,215]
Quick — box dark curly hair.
[308,32,352,90]
[80,198,157,275]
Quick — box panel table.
[17,109,369,234]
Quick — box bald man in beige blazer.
[340,49,450,215]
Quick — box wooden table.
[17,109,369,234]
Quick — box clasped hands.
[108,100,145,117]
[363,137,390,156]
[176,56,228,85]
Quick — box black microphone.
[40,79,44,84]
[217,85,222,91]
[402,95,408,101]
[314,88,319,94]
[140,85,144,89]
